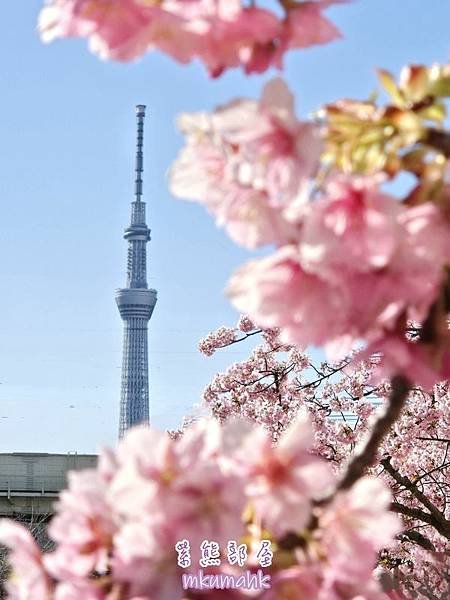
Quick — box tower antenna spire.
[135,104,146,203]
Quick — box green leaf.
[428,75,450,98]
[417,102,447,122]
[377,69,404,106]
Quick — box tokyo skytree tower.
[116,105,157,438]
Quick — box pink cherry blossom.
[39,0,219,64]
[318,478,401,587]
[38,0,347,74]
[44,468,116,581]
[198,325,237,356]
[237,314,256,333]
[236,412,333,536]
[170,78,322,248]
[227,245,347,347]
[299,175,403,276]
[111,521,183,600]
[298,177,450,345]
[109,422,247,550]
[39,0,164,61]
[260,566,322,599]
[196,6,282,78]
[0,407,418,598]
[53,581,107,600]
[227,167,450,369]
[391,202,450,323]
[359,334,450,391]
[282,0,346,50]
[0,519,53,600]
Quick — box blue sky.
[0,1,448,453]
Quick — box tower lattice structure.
[116,105,157,439]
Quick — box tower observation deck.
[116,105,157,438]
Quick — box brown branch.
[296,361,349,392]
[391,501,450,540]
[398,529,436,552]
[418,437,450,443]
[391,502,437,528]
[381,456,450,533]
[424,128,450,158]
[336,375,411,492]
[416,461,450,484]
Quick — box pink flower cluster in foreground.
[38,0,346,76]
[171,78,450,389]
[171,78,321,248]
[0,416,399,599]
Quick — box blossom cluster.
[171,78,450,389]
[0,415,399,599]
[170,78,321,249]
[198,325,237,356]
[201,326,307,440]
[38,0,346,76]
[198,318,450,597]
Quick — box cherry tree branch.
[381,455,450,538]
[295,361,349,392]
[417,437,450,443]
[336,375,411,492]
[391,502,437,527]
[424,128,450,158]
[398,529,436,552]
[390,502,450,539]
[219,329,262,350]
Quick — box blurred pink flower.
[197,6,281,77]
[171,78,322,248]
[0,416,408,599]
[283,0,346,50]
[392,202,450,323]
[360,335,450,391]
[38,0,346,74]
[109,421,246,550]
[237,412,333,535]
[261,566,322,599]
[318,477,400,587]
[227,245,346,348]
[112,522,183,599]
[45,469,116,581]
[0,519,53,600]
[53,581,107,600]
[299,175,403,276]
[39,0,163,61]
[227,166,450,370]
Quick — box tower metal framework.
[116,105,157,438]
